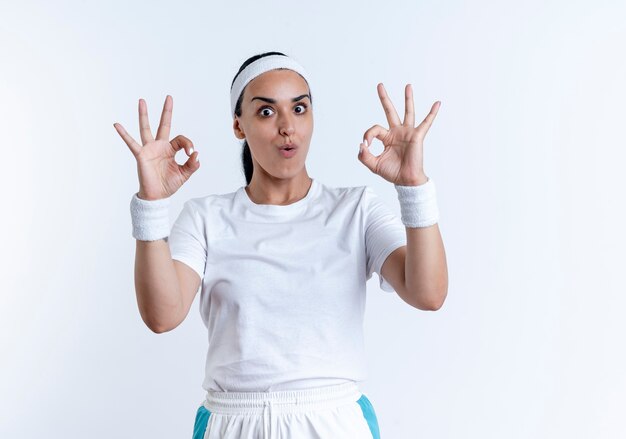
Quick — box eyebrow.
[250,94,311,104]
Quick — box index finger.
[156,95,173,141]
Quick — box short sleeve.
[168,199,207,280]
[362,186,407,292]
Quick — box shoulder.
[176,189,240,225]
[356,185,398,218]
[315,182,387,217]
[317,180,368,203]
[184,188,238,211]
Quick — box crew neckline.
[238,178,320,216]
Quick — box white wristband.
[394,178,440,228]
[130,192,171,241]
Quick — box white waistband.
[203,381,363,415]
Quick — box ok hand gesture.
[358,83,440,186]
[114,95,200,200]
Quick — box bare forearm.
[405,222,448,310]
[135,238,182,332]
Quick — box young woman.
[114,51,447,439]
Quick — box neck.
[245,173,313,206]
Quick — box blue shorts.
[191,381,381,438]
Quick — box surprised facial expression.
[233,68,314,179]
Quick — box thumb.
[358,139,378,173]
[180,150,200,180]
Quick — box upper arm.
[380,245,407,299]
[381,245,441,311]
[362,186,407,292]
[168,199,208,282]
[381,245,426,309]
[171,260,201,330]
[165,199,207,331]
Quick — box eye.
[257,103,309,117]
[294,103,308,114]
[259,107,274,117]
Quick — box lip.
[278,142,298,150]
[278,147,297,158]
[278,143,298,158]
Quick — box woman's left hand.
[358,83,440,186]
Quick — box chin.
[270,165,306,179]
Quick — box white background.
[1,1,625,438]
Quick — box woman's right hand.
[114,95,200,201]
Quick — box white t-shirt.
[168,178,406,392]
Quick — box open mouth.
[279,145,297,157]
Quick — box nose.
[278,112,295,139]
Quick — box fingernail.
[195,152,199,162]
[364,139,368,147]
[189,147,194,155]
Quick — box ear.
[233,117,245,140]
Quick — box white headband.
[230,54,311,119]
